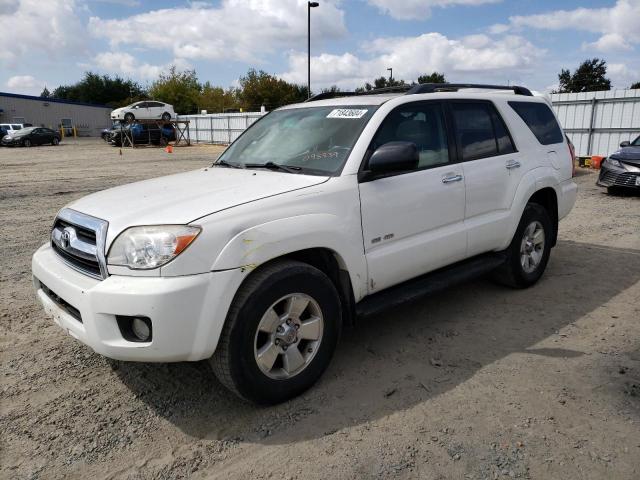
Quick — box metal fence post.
[227,116,232,144]
[587,97,597,156]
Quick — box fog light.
[132,317,151,341]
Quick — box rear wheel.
[492,203,552,288]
[23,139,32,147]
[210,260,341,404]
[52,137,59,146]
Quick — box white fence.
[177,112,266,144]
[550,89,640,157]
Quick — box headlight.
[107,225,201,269]
[606,158,622,167]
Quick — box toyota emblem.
[60,228,73,249]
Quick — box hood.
[68,167,329,243]
[610,146,640,165]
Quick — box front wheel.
[161,112,171,122]
[492,203,552,288]
[210,260,342,404]
[124,113,135,123]
[23,139,32,147]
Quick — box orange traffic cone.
[165,145,173,153]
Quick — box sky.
[1,0,639,97]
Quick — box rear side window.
[509,101,563,145]
[451,102,518,161]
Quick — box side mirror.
[134,105,140,109]
[620,140,630,148]
[368,141,419,174]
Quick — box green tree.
[198,82,241,113]
[148,67,201,114]
[237,69,307,110]
[52,72,145,107]
[557,58,611,93]
[631,81,640,90]
[40,86,51,98]
[355,76,406,92]
[417,72,446,84]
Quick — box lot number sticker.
[327,109,368,119]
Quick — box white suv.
[32,84,577,404]
[110,101,175,123]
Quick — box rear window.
[509,101,563,145]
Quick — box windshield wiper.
[213,159,243,169]
[244,162,302,174]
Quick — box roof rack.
[304,82,532,103]
[305,85,412,102]
[406,83,533,96]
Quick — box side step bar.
[355,252,507,319]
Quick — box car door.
[358,101,467,293]
[149,102,163,118]
[449,101,524,256]
[30,128,43,145]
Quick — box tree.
[237,69,307,110]
[198,82,240,113]
[631,81,640,90]
[355,76,406,92]
[40,86,51,98]
[51,72,145,107]
[148,67,201,114]
[557,58,611,93]
[417,72,446,84]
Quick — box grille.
[600,170,639,188]
[51,209,108,280]
[39,281,82,323]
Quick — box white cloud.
[280,32,544,90]
[92,52,191,80]
[0,0,86,65]
[506,0,640,51]
[607,63,639,88]
[88,0,347,63]
[6,75,46,95]
[583,33,632,53]
[366,0,501,20]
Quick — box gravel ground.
[1,139,639,480]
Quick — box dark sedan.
[1,127,61,147]
[597,136,640,192]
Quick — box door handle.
[506,160,521,169]
[442,174,463,184]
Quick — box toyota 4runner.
[32,83,577,404]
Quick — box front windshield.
[218,105,378,175]
[632,135,640,146]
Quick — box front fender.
[212,214,368,300]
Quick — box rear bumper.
[32,243,245,362]
[558,178,578,220]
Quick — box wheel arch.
[233,247,357,327]
[527,187,558,247]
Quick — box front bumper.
[597,164,640,189]
[32,243,245,362]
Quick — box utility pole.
[308,2,319,98]
[387,67,393,84]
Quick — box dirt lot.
[1,139,639,480]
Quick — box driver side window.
[369,102,450,170]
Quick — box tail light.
[567,140,576,177]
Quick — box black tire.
[161,112,171,122]
[492,203,553,289]
[23,139,32,147]
[124,113,135,123]
[210,260,342,405]
[52,137,59,146]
